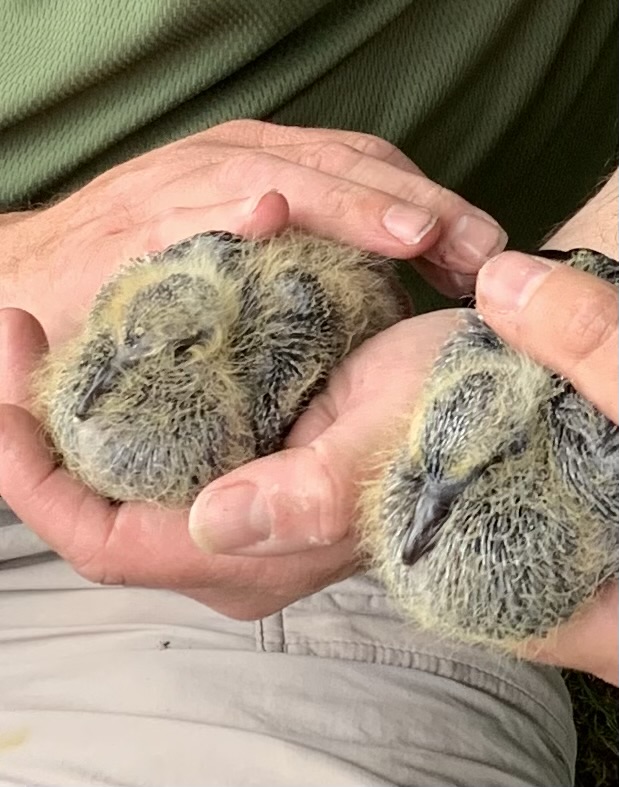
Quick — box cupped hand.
[476,251,618,684]
[0,119,506,347]
[0,306,458,620]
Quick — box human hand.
[0,119,506,347]
[476,251,618,684]
[0,306,458,619]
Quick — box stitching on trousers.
[282,635,575,749]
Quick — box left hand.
[0,306,458,620]
[476,251,618,684]
[1,120,507,348]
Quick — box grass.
[566,671,618,787]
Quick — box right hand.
[0,119,507,347]
[477,252,618,684]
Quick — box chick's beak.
[75,358,121,419]
[401,481,463,566]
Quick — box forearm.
[543,169,618,257]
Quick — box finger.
[197,119,423,173]
[78,125,419,230]
[0,308,49,407]
[135,189,290,253]
[476,252,618,422]
[0,402,208,586]
[517,581,618,685]
[151,151,443,259]
[264,141,507,273]
[188,313,460,556]
[100,190,290,261]
[55,191,290,335]
[0,403,118,563]
[85,126,506,272]
[0,403,358,604]
[178,535,358,620]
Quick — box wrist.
[542,170,618,258]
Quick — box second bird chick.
[361,249,619,648]
[34,229,407,507]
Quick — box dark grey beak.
[400,480,465,565]
[75,359,121,419]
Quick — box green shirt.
[1,0,617,309]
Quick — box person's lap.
[0,503,575,786]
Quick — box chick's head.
[398,312,548,565]
[35,237,250,506]
[77,272,232,420]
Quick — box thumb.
[187,312,460,557]
[476,251,618,422]
[188,440,358,557]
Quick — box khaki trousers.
[0,544,575,785]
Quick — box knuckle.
[97,168,144,207]
[209,118,244,135]
[207,117,264,142]
[64,504,121,585]
[86,180,143,233]
[98,200,134,235]
[213,149,274,189]
[68,549,107,585]
[398,177,446,209]
[297,141,364,175]
[320,181,363,221]
[564,285,618,362]
[346,132,398,161]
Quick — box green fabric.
[1,0,617,311]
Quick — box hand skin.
[475,169,618,685]
[0,119,507,347]
[0,305,459,620]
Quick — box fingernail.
[383,205,437,245]
[250,189,281,213]
[188,481,271,553]
[448,214,508,267]
[450,272,477,297]
[478,253,554,311]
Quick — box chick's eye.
[173,337,196,358]
[507,432,528,457]
[172,329,211,359]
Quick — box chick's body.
[36,230,407,506]
[362,249,619,648]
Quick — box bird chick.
[34,229,407,507]
[361,249,619,649]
